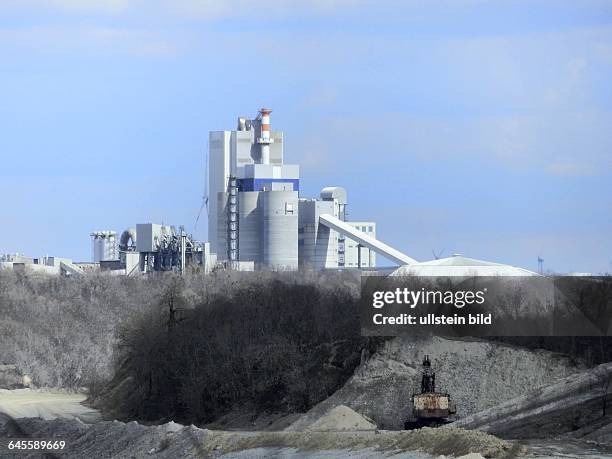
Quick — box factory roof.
[391,254,539,277]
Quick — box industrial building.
[0,108,543,278]
[0,107,550,279]
[391,254,538,277]
[0,253,86,276]
[109,108,540,275]
[91,231,118,263]
[1,107,539,277]
[1,108,416,276]
[113,224,214,275]
[209,108,406,271]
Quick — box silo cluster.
[90,231,118,262]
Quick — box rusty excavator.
[404,355,456,429]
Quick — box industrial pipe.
[119,228,137,251]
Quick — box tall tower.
[538,256,544,275]
[257,108,273,164]
[209,108,298,270]
[208,131,231,254]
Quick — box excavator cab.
[404,355,456,429]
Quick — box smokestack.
[259,108,272,164]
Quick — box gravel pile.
[204,426,516,458]
[0,414,515,458]
[301,405,376,432]
[0,417,208,458]
[451,362,612,440]
[288,336,582,430]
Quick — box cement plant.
[4,108,610,459]
[3,2,612,457]
[1,107,544,279]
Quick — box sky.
[0,0,611,273]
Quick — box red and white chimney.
[259,108,272,164]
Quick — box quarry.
[2,314,612,457]
[0,111,610,458]
[2,1,610,457]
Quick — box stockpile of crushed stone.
[204,426,516,458]
[303,405,376,432]
[0,415,516,458]
[221,449,488,459]
[287,335,582,430]
[0,417,207,459]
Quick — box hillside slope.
[287,336,582,430]
[451,362,612,441]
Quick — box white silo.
[262,190,298,269]
[91,232,101,262]
[91,231,118,262]
[238,192,262,263]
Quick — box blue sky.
[0,0,611,273]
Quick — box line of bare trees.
[0,268,164,389]
[101,270,373,425]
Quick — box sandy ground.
[216,447,489,458]
[0,394,514,458]
[1,392,611,458]
[0,388,100,423]
[201,427,516,457]
[0,416,513,459]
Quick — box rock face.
[288,336,582,430]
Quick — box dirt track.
[0,388,100,423]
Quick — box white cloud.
[2,2,611,175]
[278,23,612,177]
[0,25,177,57]
[546,162,597,177]
[50,0,129,13]
[0,0,130,15]
[158,0,364,20]
[0,0,363,18]
[289,109,612,178]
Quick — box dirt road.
[0,388,100,423]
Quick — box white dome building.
[391,254,539,277]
